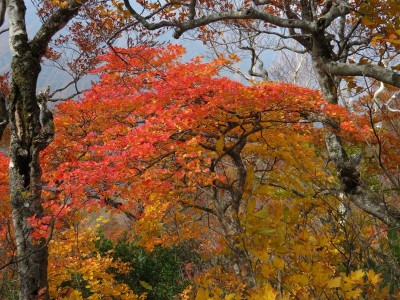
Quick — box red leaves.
[27,215,53,240]
[38,45,334,246]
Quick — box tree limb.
[123,1,314,39]
[31,0,88,58]
[317,0,350,29]
[0,0,5,28]
[326,61,400,88]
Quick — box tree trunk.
[9,44,52,300]
[312,53,400,227]
[4,0,84,296]
[7,1,52,297]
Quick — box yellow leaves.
[224,293,237,300]
[272,256,285,270]
[361,1,400,48]
[48,223,137,299]
[327,277,342,289]
[254,226,275,236]
[45,44,400,299]
[215,137,224,153]
[366,270,381,285]
[308,236,317,245]
[345,288,362,300]
[252,210,268,219]
[228,54,240,62]
[345,269,365,285]
[139,280,153,291]
[371,35,384,47]
[180,285,193,300]
[20,191,32,198]
[241,165,255,202]
[248,284,277,300]
[361,16,374,26]
[251,248,270,261]
[288,274,309,287]
[195,288,209,300]
[246,198,256,214]
[65,290,82,300]
[51,0,69,8]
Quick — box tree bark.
[9,47,49,300]
[5,0,82,297]
[312,50,400,228]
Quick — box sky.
[0,1,211,97]
[0,1,276,98]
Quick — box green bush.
[96,233,197,299]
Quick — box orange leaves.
[46,44,329,249]
[37,44,400,298]
[359,0,400,48]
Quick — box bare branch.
[252,0,272,5]
[123,1,314,39]
[274,44,307,54]
[107,21,139,46]
[188,0,197,20]
[384,92,400,113]
[31,0,88,58]
[179,201,217,216]
[317,0,351,28]
[326,62,400,88]
[240,45,268,80]
[0,0,5,28]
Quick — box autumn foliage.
[0,45,398,298]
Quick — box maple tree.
[122,0,400,240]
[30,45,398,298]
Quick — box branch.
[188,0,197,20]
[0,0,5,28]
[317,0,351,29]
[239,45,269,80]
[107,21,139,46]
[31,0,87,58]
[179,200,217,216]
[384,92,400,113]
[372,81,385,113]
[48,75,83,100]
[273,44,308,54]
[252,0,272,5]
[325,62,400,88]
[124,2,314,39]
[33,89,54,150]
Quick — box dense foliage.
[1,45,398,298]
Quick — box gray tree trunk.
[9,49,51,299]
[3,0,84,297]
